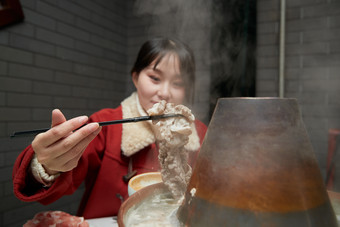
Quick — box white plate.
[86,216,118,227]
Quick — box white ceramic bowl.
[128,172,162,196]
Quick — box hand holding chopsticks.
[15,109,183,174]
[11,114,182,138]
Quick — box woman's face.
[132,54,186,112]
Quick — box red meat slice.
[23,211,89,227]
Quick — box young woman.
[12,37,207,219]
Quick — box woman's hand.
[32,109,101,175]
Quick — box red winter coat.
[12,106,207,219]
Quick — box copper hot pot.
[119,98,338,227]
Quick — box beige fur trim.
[121,92,155,157]
[121,92,201,156]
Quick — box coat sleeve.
[12,110,109,205]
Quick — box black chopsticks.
[10,114,182,138]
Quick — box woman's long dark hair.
[131,37,196,104]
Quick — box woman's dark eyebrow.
[148,66,182,78]
[147,66,163,75]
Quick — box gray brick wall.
[0,0,128,226]
[257,0,340,180]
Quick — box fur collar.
[121,92,200,157]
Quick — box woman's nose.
[158,83,171,101]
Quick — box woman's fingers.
[61,147,85,172]
[34,115,89,149]
[31,109,103,174]
[38,123,101,172]
[52,123,100,159]
[51,109,67,127]
[52,126,101,172]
